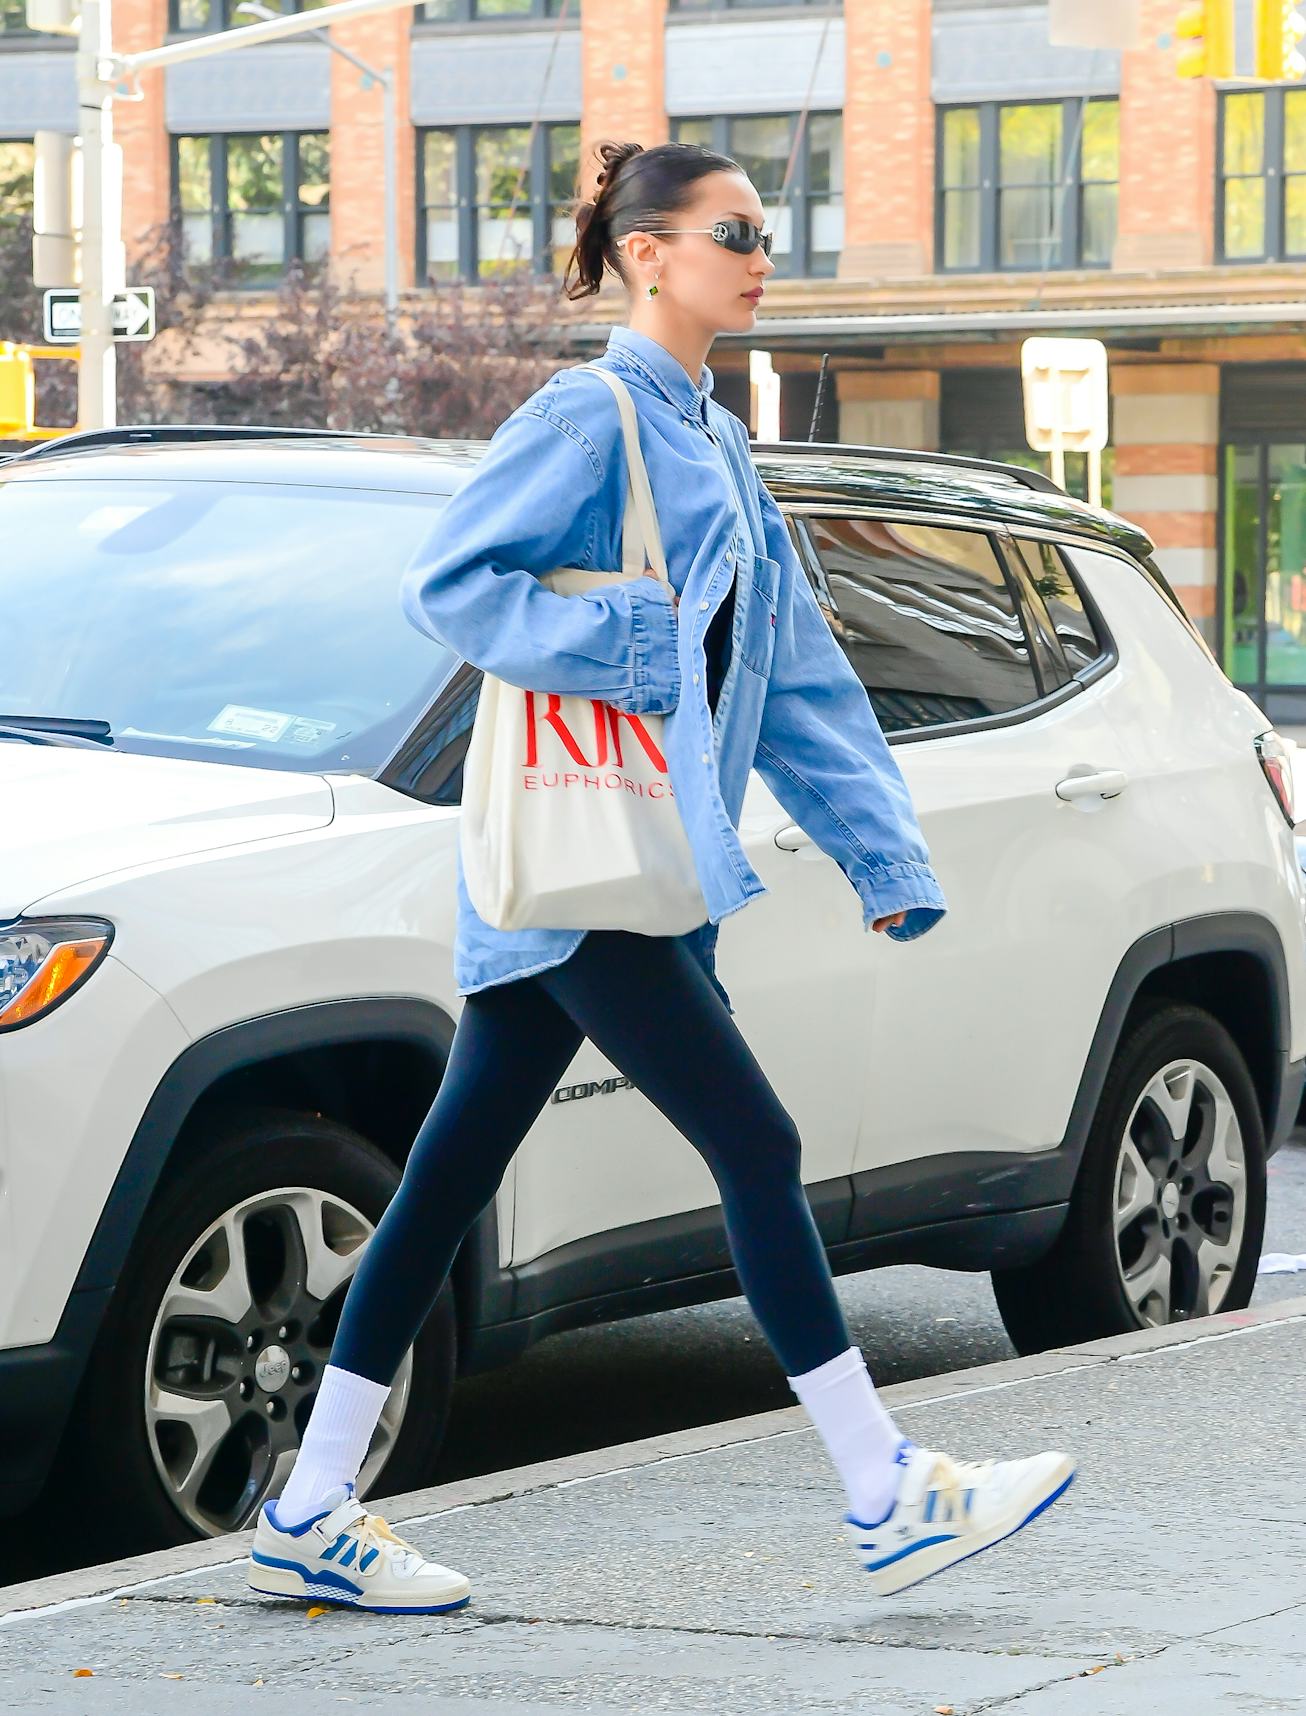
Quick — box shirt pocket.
[739,553,780,678]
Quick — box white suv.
[2,427,1303,1549]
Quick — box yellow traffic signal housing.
[0,342,35,438]
[1255,0,1306,80]
[1176,0,1236,77]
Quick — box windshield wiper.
[0,716,115,749]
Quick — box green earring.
[647,275,660,299]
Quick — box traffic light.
[1175,0,1236,77]
[1255,0,1306,80]
[0,344,36,439]
[24,0,80,32]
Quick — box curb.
[3,1291,1304,1621]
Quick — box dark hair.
[563,139,742,301]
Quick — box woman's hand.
[871,911,908,933]
[644,564,678,610]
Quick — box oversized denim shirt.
[399,326,948,1010]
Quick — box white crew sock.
[272,1363,392,1527]
[787,1346,910,1527]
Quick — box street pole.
[382,68,396,322]
[76,0,120,429]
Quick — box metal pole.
[76,0,118,430]
[383,69,396,322]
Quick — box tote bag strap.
[576,363,670,585]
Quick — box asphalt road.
[9,1135,1304,1589]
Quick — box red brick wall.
[580,0,667,192]
[1116,0,1216,269]
[841,0,932,279]
[114,0,170,259]
[330,7,415,293]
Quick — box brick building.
[3,0,1306,717]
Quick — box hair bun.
[595,140,643,193]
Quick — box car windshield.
[0,475,457,774]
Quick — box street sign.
[1020,336,1110,504]
[42,287,156,345]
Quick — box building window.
[417,121,579,282]
[669,1,838,10]
[0,0,35,36]
[1218,87,1306,261]
[170,0,329,31]
[0,139,33,213]
[174,132,330,279]
[937,97,1118,273]
[420,0,571,20]
[670,112,843,278]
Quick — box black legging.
[330,929,853,1384]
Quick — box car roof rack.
[7,424,358,462]
[749,439,1064,496]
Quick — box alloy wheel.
[143,1185,410,1536]
[1113,1056,1247,1327]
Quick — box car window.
[0,476,456,774]
[1007,537,1106,677]
[802,515,1041,734]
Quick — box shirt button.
[700,600,709,611]
[701,752,710,764]
[692,672,700,684]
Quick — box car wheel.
[992,1003,1266,1356]
[53,1105,455,1553]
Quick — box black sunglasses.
[643,218,774,257]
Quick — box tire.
[992,1003,1267,1356]
[51,1105,455,1555]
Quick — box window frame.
[667,0,838,10]
[171,129,330,279]
[668,109,842,279]
[935,95,1119,275]
[416,0,570,22]
[1214,84,1306,264]
[168,0,327,33]
[415,119,579,283]
[784,503,1119,744]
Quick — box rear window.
[0,476,455,773]
[801,515,1042,733]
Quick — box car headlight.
[0,917,114,1033]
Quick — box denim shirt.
[399,326,948,1010]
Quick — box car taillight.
[1256,730,1297,829]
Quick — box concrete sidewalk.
[3,1298,1304,1714]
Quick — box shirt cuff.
[611,576,681,715]
[857,861,949,942]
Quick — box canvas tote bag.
[459,365,709,935]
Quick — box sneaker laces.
[342,1506,425,1576]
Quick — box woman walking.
[247,140,1074,1613]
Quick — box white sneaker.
[247,1483,471,1614]
[845,1441,1075,1597]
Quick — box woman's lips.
[743,290,764,303]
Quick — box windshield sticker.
[208,705,295,741]
[207,706,339,745]
[283,717,338,745]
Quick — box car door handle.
[1055,768,1128,802]
[774,822,815,851]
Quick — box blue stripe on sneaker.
[861,1533,958,1572]
[319,1535,345,1562]
[249,1551,363,1596]
[359,1547,380,1572]
[338,1540,358,1568]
